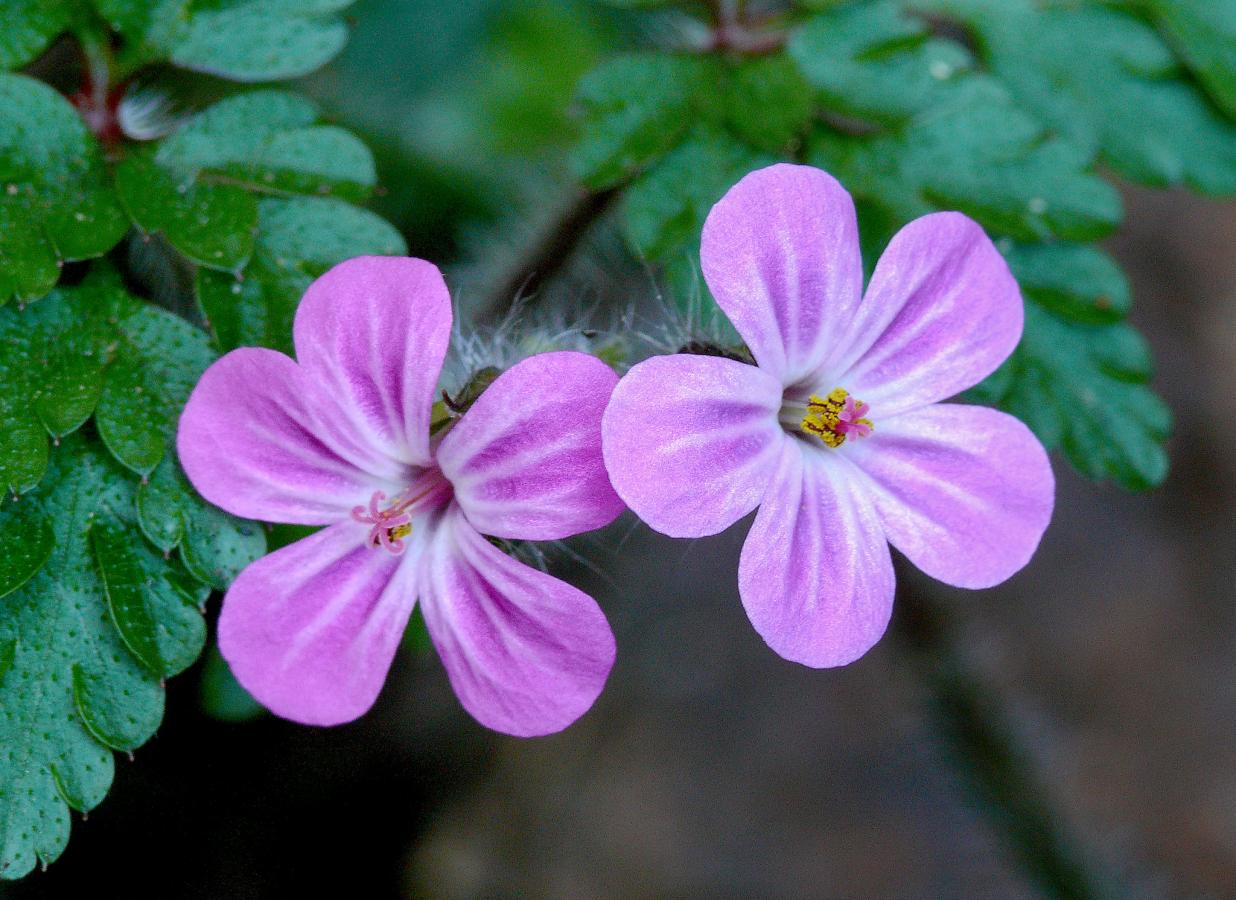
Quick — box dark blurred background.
[9,1,1234,897]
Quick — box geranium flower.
[602,164,1054,666]
[178,257,624,735]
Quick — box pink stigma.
[835,396,873,439]
[351,490,413,555]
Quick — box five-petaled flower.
[602,164,1055,667]
[178,257,624,735]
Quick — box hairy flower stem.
[892,581,1118,899]
[476,185,622,323]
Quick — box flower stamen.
[800,388,873,448]
[351,481,444,554]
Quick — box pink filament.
[351,490,413,555]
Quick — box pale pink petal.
[293,256,452,467]
[437,352,624,541]
[218,521,416,726]
[418,507,614,737]
[700,163,864,386]
[835,212,1023,417]
[178,348,400,524]
[847,404,1054,589]
[602,354,786,538]
[739,440,894,667]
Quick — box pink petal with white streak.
[847,403,1054,588]
[218,521,415,726]
[701,164,864,387]
[602,354,786,538]
[836,212,1023,416]
[293,256,452,467]
[418,507,615,737]
[739,440,894,667]
[178,348,401,524]
[437,351,623,541]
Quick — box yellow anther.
[800,387,873,448]
[387,522,413,542]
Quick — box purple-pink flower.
[178,256,624,735]
[602,164,1055,667]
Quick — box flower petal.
[837,212,1023,417]
[293,256,452,467]
[846,403,1054,589]
[418,508,615,737]
[218,521,415,726]
[178,348,397,524]
[739,440,894,667]
[437,351,624,541]
[602,354,786,538]
[700,163,864,386]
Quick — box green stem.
[892,585,1118,899]
[475,184,621,323]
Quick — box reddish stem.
[705,0,789,56]
[71,36,124,145]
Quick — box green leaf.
[571,54,717,188]
[623,127,772,261]
[137,454,265,591]
[0,0,76,70]
[722,55,815,153]
[0,639,13,686]
[0,74,128,305]
[115,91,376,271]
[180,507,264,591]
[0,503,53,601]
[0,435,169,879]
[98,0,358,82]
[808,76,1123,242]
[197,196,406,354]
[158,91,376,202]
[789,0,973,124]
[968,254,1171,491]
[0,271,113,495]
[929,0,1236,193]
[91,512,207,679]
[0,397,50,502]
[133,456,188,552]
[115,149,258,270]
[1140,0,1236,119]
[171,0,354,81]
[1001,243,1130,325]
[93,282,216,476]
[70,659,162,752]
[0,266,215,492]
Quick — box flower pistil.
[800,388,873,448]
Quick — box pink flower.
[602,164,1054,667]
[178,257,624,735]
